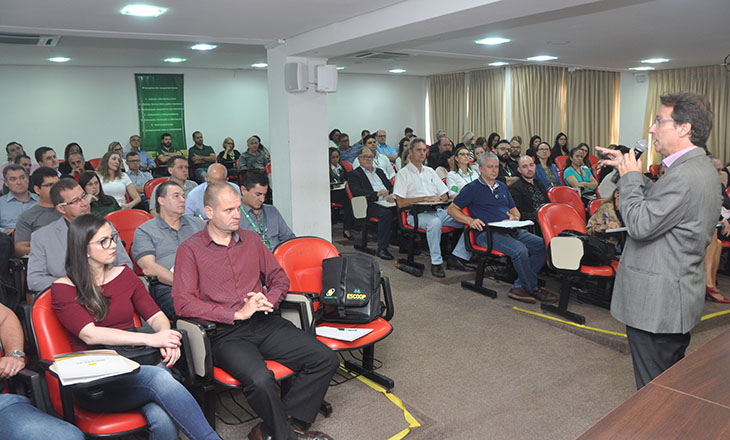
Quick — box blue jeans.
[74,364,219,440]
[1,394,84,440]
[407,208,470,265]
[478,229,545,293]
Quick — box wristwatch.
[7,349,25,359]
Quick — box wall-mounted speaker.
[285,62,307,92]
[315,65,338,93]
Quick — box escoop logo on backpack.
[321,254,384,323]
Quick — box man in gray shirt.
[14,167,60,257]
[239,170,295,250]
[0,164,37,235]
[149,156,198,216]
[133,180,204,318]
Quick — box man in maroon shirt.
[172,182,337,440]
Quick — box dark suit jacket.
[509,177,548,221]
[348,166,393,203]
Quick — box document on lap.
[487,220,534,228]
[375,200,396,208]
[52,349,140,385]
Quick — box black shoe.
[446,257,475,272]
[431,263,446,278]
[343,231,355,241]
[377,248,394,260]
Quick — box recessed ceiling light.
[475,37,511,46]
[191,44,217,51]
[641,58,669,64]
[527,55,558,62]
[489,61,508,66]
[48,57,70,63]
[251,63,268,68]
[389,68,406,73]
[336,66,345,70]
[120,4,167,17]
[164,57,186,63]
[629,66,655,71]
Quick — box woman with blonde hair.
[96,151,141,209]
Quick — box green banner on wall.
[135,74,186,156]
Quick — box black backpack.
[557,229,616,267]
[320,254,383,323]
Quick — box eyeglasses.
[58,192,88,207]
[90,232,119,249]
[359,155,374,160]
[654,117,674,127]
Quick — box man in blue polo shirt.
[375,130,398,163]
[448,153,556,304]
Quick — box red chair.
[538,203,618,324]
[396,206,458,276]
[105,209,153,254]
[88,158,102,170]
[588,199,604,217]
[273,237,395,390]
[587,154,600,169]
[547,186,587,224]
[144,177,168,201]
[554,155,569,171]
[265,163,271,175]
[649,164,660,177]
[30,290,148,436]
[341,161,353,172]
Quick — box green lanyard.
[501,164,513,177]
[241,207,270,249]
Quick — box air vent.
[0,33,61,46]
[351,51,408,60]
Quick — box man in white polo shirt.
[393,137,472,278]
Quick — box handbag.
[104,326,162,366]
[321,254,383,323]
[558,229,616,266]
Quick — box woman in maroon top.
[51,214,219,440]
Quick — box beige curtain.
[467,68,505,139]
[643,65,730,165]
[565,69,620,150]
[510,65,565,146]
[428,73,465,143]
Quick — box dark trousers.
[368,204,395,251]
[626,325,691,389]
[150,283,176,320]
[210,314,338,440]
[330,190,354,230]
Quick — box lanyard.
[241,207,270,249]
[501,164,512,177]
[459,168,474,182]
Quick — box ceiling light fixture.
[120,4,167,17]
[629,66,655,71]
[48,57,70,63]
[641,58,669,64]
[488,61,508,66]
[191,44,217,51]
[527,55,558,61]
[251,63,268,68]
[164,57,186,63]
[389,68,406,73]
[336,66,345,70]
[475,37,511,46]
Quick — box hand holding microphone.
[596,140,648,183]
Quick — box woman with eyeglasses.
[96,151,141,210]
[217,137,240,177]
[78,171,120,217]
[533,142,561,189]
[446,145,477,196]
[550,132,569,160]
[50,214,221,440]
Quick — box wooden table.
[578,330,730,439]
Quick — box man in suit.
[597,93,721,389]
[27,178,132,292]
[348,147,396,260]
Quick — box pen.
[604,213,609,219]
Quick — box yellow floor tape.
[700,309,730,321]
[340,366,421,439]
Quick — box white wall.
[618,71,650,147]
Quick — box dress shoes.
[705,287,730,304]
[431,263,446,278]
[248,422,272,440]
[446,257,476,272]
[508,286,536,304]
[530,287,558,304]
[290,423,334,440]
[707,285,721,294]
[377,248,394,260]
[343,231,355,241]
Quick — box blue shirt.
[376,142,397,160]
[184,182,241,220]
[0,192,38,229]
[453,178,515,224]
[338,145,360,164]
[126,169,153,200]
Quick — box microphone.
[611,139,648,183]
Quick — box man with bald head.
[173,182,337,440]
[184,163,241,219]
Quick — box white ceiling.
[0,0,728,76]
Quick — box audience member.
[14,167,60,257]
[456,131,475,151]
[353,134,395,180]
[59,142,94,176]
[217,137,241,176]
[577,142,593,168]
[435,150,454,181]
[508,136,522,169]
[14,154,33,176]
[448,153,557,304]
[427,136,454,169]
[0,141,26,186]
[447,145,477,196]
[150,157,198,216]
[184,163,240,219]
[586,189,622,236]
[349,148,396,260]
[0,164,36,235]
[471,144,486,175]
[96,151,141,209]
[534,142,561,188]
[239,170,295,250]
[238,136,270,174]
[51,214,220,440]
[393,137,472,278]
[127,134,156,172]
[563,146,598,202]
[474,136,487,151]
[125,151,153,203]
[79,171,120,216]
[172,182,337,440]
[509,156,549,222]
[494,140,519,186]
[375,130,398,162]
[551,132,569,160]
[704,157,730,303]
[134,181,204,318]
[351,129,370,152]
[62,152,88,181]
[328,128,341,149]
[34,147,60,176]
[27,178,132,292]
[337,132,359,164]
[404,127,415,139]
[329,148,355,240]
[155,132,184,177]
[188,131,216,182]
[526,135,542,157]
[486,132,501,151]
[107,142,127,171]
[394,137,410,171]
[0,302,85,440]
